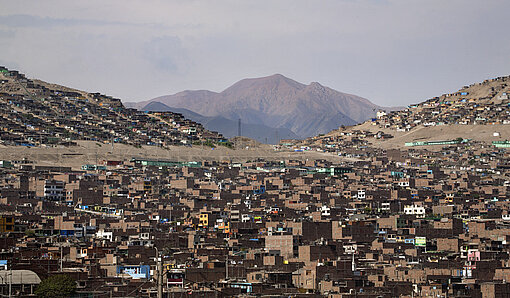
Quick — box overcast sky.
[1,0,509,106]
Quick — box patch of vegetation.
[35,274,77,298]
[217,141,233,149]
[24,229,35,237]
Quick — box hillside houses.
[373,76,510,131]
[0,67,226,147]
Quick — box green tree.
[35,274,77,298]
[24,229,35,237]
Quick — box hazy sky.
[1,0,509,106]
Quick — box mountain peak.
[268,73,286,78]
[222,73,305,95]
[237,73,298,84]
[308,81,326,91]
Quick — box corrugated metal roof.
[0,270,41,284]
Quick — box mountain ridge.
[130,74,388,139]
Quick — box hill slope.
[0,67,226,148]
[300,75,510,150]
[132,74,384,138]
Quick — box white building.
[44,180,65,201]
[96,229,113,241]
[404,205,426,218]
[321,205,331,217]
[376,110,387,119]
[241,214,251,222]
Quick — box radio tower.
[238,118,242,137]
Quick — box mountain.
[0,66,225,148]
[142,101,300,144]
[132,74,385,139]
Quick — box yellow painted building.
[218,221,230,234]
[0,216,14,232]
[198,213,209,228]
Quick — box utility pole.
[8,265,12,298]
[156,248,163,298]
[225,239,229,280]
[238,118,242,150]
[60,243,63,272]
[237,118,241,137]
[351,252,356,272]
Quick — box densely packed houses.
[0,137,509,297]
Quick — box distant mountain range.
[142,101,299,144]
[128,74,394,143]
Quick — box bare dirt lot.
[0,140,345,169]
